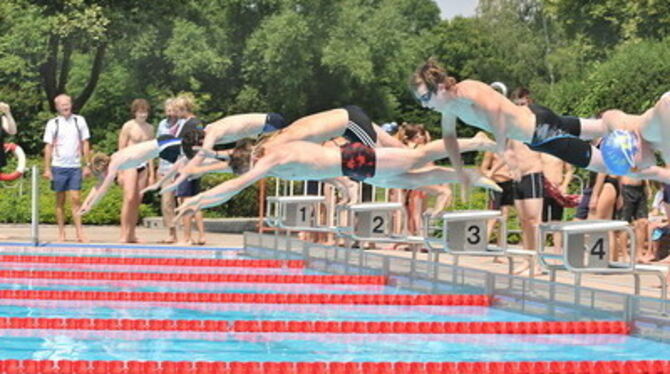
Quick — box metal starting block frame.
[538,220,667,299]
[265,196,337,233]
[423,210,537,278]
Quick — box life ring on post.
[0,143,27,182]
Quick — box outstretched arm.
[632,166,670,184]
[0,102,17,135]
[78,165,119,215]
[175,155,278,220]
[441,113,469,194]
[143,158,186,194]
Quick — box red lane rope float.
[0,360,669,374]
[0,255,304,268]
[0,317,629,334]
[0,290,490,305]
[0,270,388,285]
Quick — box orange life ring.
[0,143,26,181]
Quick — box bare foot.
[474,131,495,151]
[77,233,89,243]
[192,237,206,246]
[493,257,505,264]
[57,232,67,242]
[159,237,177,244]
[176,240,192,246]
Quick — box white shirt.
[43,114,90,168]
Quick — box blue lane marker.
[0,241,240,251]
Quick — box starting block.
[423,210,537,277]
[538,220,634,275]
[339,202,405,242]
[539,220,667,299]
[265,196,336,233]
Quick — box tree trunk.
[74,43,107,112]
[39,34,60,112]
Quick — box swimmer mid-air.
[174,139,502,219]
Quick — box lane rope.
[0,290,491,305]
[0,270,387,285]
[0,255,304,268]
[0,317,629,334]
[0,359,667,374]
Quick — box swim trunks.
[513,172,544,200]
[342,105,377,147]
[620,184,648,222]
[340,142,376,182]
[526,104,593,168]
[157,135,183,163]
[488,180,514,209]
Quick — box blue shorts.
[51,167,82,192]
[176,177,200,197]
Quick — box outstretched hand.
[457,169,472,201]
[141,180,163,195]
[174,195,203,223]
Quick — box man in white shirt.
[43,94,91,242]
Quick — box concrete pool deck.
[1,223,667,300]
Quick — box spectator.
[117,99,155,243]
[42,94,91,242]
[155,98,180,244]
[506,139,544,275]
[619,176,650,262]
[173,95,206,245]
[480,150,514,250]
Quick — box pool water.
[0,244,668,365]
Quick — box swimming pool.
[0,242,669,374]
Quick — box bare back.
[263,141,342,180]
[446,80,536,142]
[206,113,268,147]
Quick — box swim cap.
[490,82,508,97]
[600,130,639,175]
[381,122,398,135]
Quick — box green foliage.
[1,0,670,225]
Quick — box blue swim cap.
[600,130,639,175]
[381,122,398,135]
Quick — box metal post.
[31,165,39,246]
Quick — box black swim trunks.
[513,172,544,200]
[157,135,183,163]
[526,104,593,168]
[489,180,514,209]
[620,184,648,222]
[342,105,377,147]
[340,142,376,182]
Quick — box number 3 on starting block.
[446,220,488,252]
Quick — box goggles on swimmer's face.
[416,90,433,105]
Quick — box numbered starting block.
[423,210,537,277]
[539,220,667,299]
[339,202,405,242]
[265,196,335,233]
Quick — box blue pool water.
[0,303,543,322]
[0,243,669,364]
[0,333,667,362]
